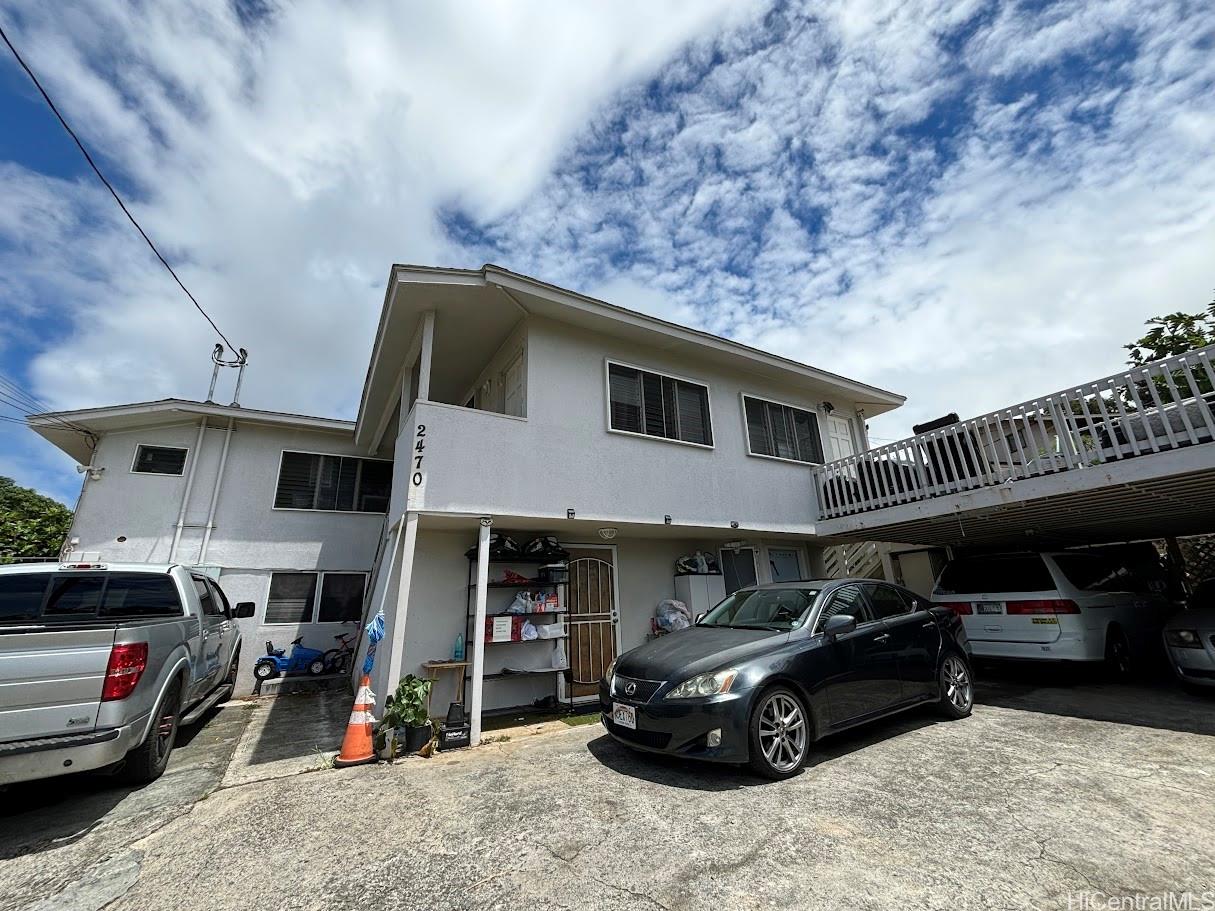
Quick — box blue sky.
[1,0,1213,505]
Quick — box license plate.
[977,601,1004,615]
[612,703,636,730]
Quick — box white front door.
[502,354,525,417]
[827,415,856,461]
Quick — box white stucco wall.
[391,528,820,715]
[65,418,389,694]
[398,317,872,534]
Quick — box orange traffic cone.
[333,675,377,767]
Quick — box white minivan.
[931,551,1168,675]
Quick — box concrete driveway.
[2,675,1213,911]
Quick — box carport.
[808,344,1215,679]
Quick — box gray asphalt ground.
[2,673,1213,911]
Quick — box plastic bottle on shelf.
[453,633,465,662]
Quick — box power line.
[0,21,239,352]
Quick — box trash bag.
[656,599,691,632]
[675,551,719,574]
[520,620,538,641]
[506,592,532,614]
[551,641,568,670]
[524,535,570,560]
[465,533,521,560]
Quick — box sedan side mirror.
[234,602,256,619]
[821,614,857,639]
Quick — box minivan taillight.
[102,642,149,701]
[1005,599,1080,615]
[945,602,973,616]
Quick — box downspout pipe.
[169,418,208,563]
[198,416,234,565]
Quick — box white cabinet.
[674,573,726,618]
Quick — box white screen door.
[768,548,802,582]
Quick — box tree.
[1124,296,1215,403]
[0,476,73,563]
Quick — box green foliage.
[1123,297,1215,406]
[379,674,433,730]
[1125,298,1215,366]
[0,476,72,564]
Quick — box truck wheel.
[119,679,182,785]
[219,646,240,704]
[254,661,278,681]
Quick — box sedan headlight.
[603,658,617,683]
[1165,629,1203,649]
[664,669,738,699]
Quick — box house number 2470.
[412,424,426,486]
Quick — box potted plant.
[379,675,434,757]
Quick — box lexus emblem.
[624,682,637,696]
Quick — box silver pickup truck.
[0,562,251,786]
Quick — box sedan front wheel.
[747,686,809,780]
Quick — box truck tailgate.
[0,626,117,742]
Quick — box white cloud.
[1,0,1213,501]
[0,0,763,423]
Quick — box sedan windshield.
[699,588,819,631]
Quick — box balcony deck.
[811,345,1215,547]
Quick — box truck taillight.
[1005,599,1080,615]
[102,642,149,701]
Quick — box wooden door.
[566,549,619,699]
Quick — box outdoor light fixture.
[597,527,618,540]
[664,515,672,525]
[479,516,493,528]
[730,521,739,529]
[567,509,576,520]
[820,401,835,414]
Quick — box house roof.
[354,263,906,446]
[27,398,354,464]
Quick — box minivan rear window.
[0,572,183,624]
[936,555,1055,595]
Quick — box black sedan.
[600,578,974,779]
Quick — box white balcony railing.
[812,345,1215,520]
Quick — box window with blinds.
[274,451,392,512]
[743,396,824,464]
[264,571,367,624]
[132,445,188,475]
[607,362,713,446]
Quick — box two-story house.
[29,264,904,742]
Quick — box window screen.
[0,574,49,624]
[274,452,393,512]
[265,573,318,624]
[133,445,188,475]
[935,555,1056,595]
[100,575,183,618]
[317,574,366,622]
[744,397,824,463]
[607,363,712,446]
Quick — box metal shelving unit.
[464,553,571,714]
